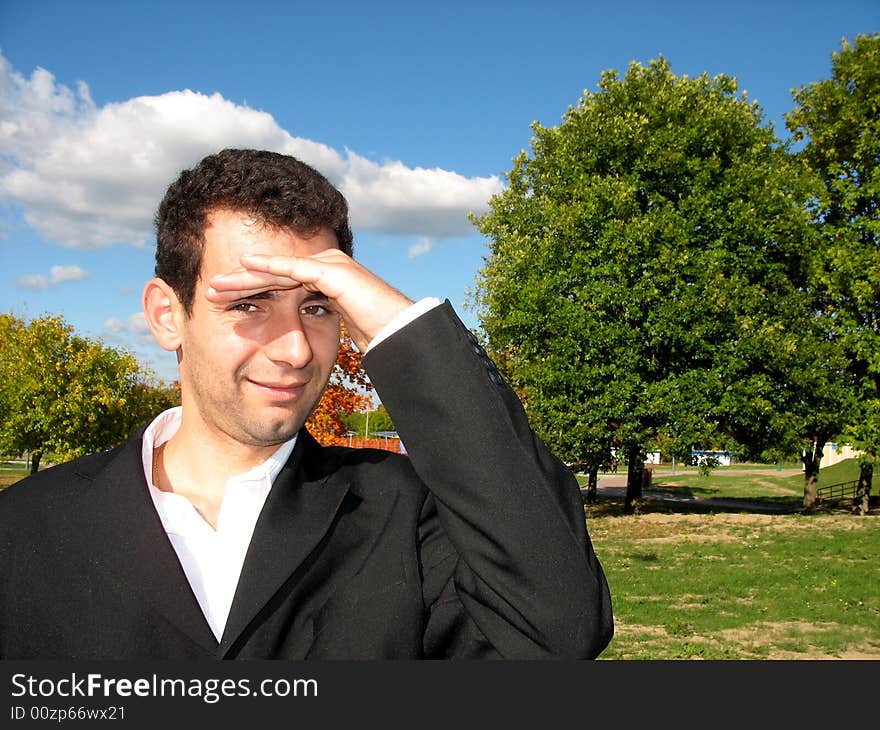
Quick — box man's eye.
[230,301,259,313]
[301,304,331,317]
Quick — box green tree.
[341,404,395,438]
[123,379,182,436]
[785,33,880,512]
[368,405,395,434]
[0,312,178,473]
[471,57,836,511]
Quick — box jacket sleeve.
[362,300,614,658]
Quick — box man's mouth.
[248,379,309,401]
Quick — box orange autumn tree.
[306,323,373,445]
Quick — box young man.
[0,149,613,659]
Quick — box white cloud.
[0,53,503,251]
[127,311,150,335]
[16,273,49,290]
[15,263,90,289]
[101,312,148,335]
[50,264,89,283]
[408,237,433,258]
[342,153,501,238]
[102,317,125,333]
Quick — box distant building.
[819,443,863,469]
[691,450,733,467]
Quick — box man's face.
[177,208,340,449]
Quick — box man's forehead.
[202,209,338,253]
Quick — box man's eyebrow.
[238,291,275,301]
[302,290,330,303]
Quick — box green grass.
[0,460,29,474]
[581,459,878,659]
[588,509,878,659]
[0,461,30,490]
[652,460,862,511]
[652,458,861,492]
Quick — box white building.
[819,443,863,469]
[691,450,733,467]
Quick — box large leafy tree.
[0,313,178,472]
[472,57,837,510]
[786,33,880,511]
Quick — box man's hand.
[206,249,414,352]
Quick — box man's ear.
[142,278,184,352]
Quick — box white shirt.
[142,407,292,640]
[139,297,440,641]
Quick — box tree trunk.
[802,439,824,511]
[854,458,873,516]
[623,446,643,514]
[586,467,599,504]
[29,450,42,475]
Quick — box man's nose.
[264,315,314,369]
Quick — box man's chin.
[241,413,307,447]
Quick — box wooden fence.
[338,436,404,453]
[816,479,860,505]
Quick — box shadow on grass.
[651,484,734,499]
[582,491,878,518]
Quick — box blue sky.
[1,0,878,384]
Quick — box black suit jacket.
[0,302,613,659]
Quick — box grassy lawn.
[649,458,861,502]
[0,460,29,473]
[589,510,877,659]
[0,460,31,490]
[583,459,878,659]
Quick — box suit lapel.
[87,433,218,654]
[218,430,351,655]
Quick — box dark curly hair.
[154,148,353,314]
